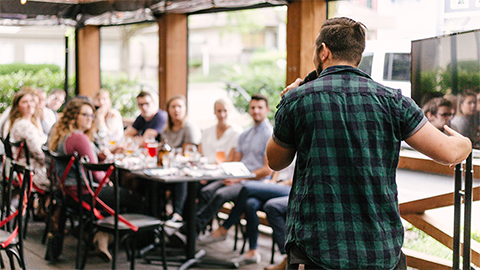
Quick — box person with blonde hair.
[93,89,124,144]
[198,97,243,164]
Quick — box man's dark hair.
[137,91,153,99]
[251,93,269,107]
[316,17,366,66]
[422,97,453,116]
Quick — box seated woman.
[161,95,201,226]
[451,91,479,147]
[93,89,124,146]
[198,162,295,266]
[8,88,50,218]
[48,98,143,262]
[198,97,243,164]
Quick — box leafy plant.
[0,63,61,75]
[100,72,141,118]
[223,50,286,121]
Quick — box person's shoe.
[265,256,287,270]
[93,231,112,262]
[167,231,187,248]
[231,252,261,265]
[197,233,227,245]
[165,215,184,229]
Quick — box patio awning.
[0,0,289,27]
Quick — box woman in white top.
[198,97,243,164]
[94,89,124,145]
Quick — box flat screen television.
[411,29,480,149]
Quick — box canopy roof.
[0,0,289,27]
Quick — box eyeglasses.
[138,102,151,108]
[438,113,453,117]
[80,113,95,119]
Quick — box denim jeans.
[222,181,291,250]
[263,196,288,254]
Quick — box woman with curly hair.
[48,97,143,262]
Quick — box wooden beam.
[286,0,326,86]
[402,248,452,270]
[400,187,480,215]
[76,25,100,98]
[157,14,188,111]
[402,213,480,266]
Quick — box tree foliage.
[224,50,286,121]
[0,64,141,117]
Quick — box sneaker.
[197,233,227,245]
[231,252,261,265]
[167,231,187,248]
[165,215,184,229]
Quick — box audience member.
[124,91,167,146]
[161,95,201,226]
[35,88,57,135]
[46,88,66,112]
[422,97,454,133]
[199,162,294,266]
[8,88,49,191]
[48,98,143,261]
[267,17,471,269]
[198,97,243,164]
[180,94,273,239]
[93,89,124,144]
[451,91,479,147]
[0,86,37,138]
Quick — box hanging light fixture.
[20,0,27,5]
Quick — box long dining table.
[118,161,255,270]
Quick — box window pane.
[358,54,373,76]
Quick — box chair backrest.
[0,162,32,240]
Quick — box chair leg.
[130,235,137,270]
[240,222,247,255]
[160,226,167,270]
[270,234,275,264]
[233,223,238,251]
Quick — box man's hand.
[222,178,242,186]
[281,78,303,97]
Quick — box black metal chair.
[80,161,167,270]
[44,151,89,269]
[0,162,33,269]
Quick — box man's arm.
[405,122,471,165]
[266,137,296,171]
[124,126,138,137]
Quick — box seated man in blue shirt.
[124,91,167,146]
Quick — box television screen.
[411,29,480,149]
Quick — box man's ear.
[425,111,434,121]
[320,43,330,62]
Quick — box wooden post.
[286,0,327,86]
[76,25,100,98]
[158,14,188,110]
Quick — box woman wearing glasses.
[48,98,142,262]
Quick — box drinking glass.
[215,149,226,164]
[184,144,197,160]
[124,137,138,156]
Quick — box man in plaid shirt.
[267,17,471,270]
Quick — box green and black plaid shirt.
[273,65,427,269]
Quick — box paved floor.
[14,168,480,269]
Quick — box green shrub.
[223,50,286,121]
[100,72,140,118]
[0,68,140,117]
[0,63,61,75]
